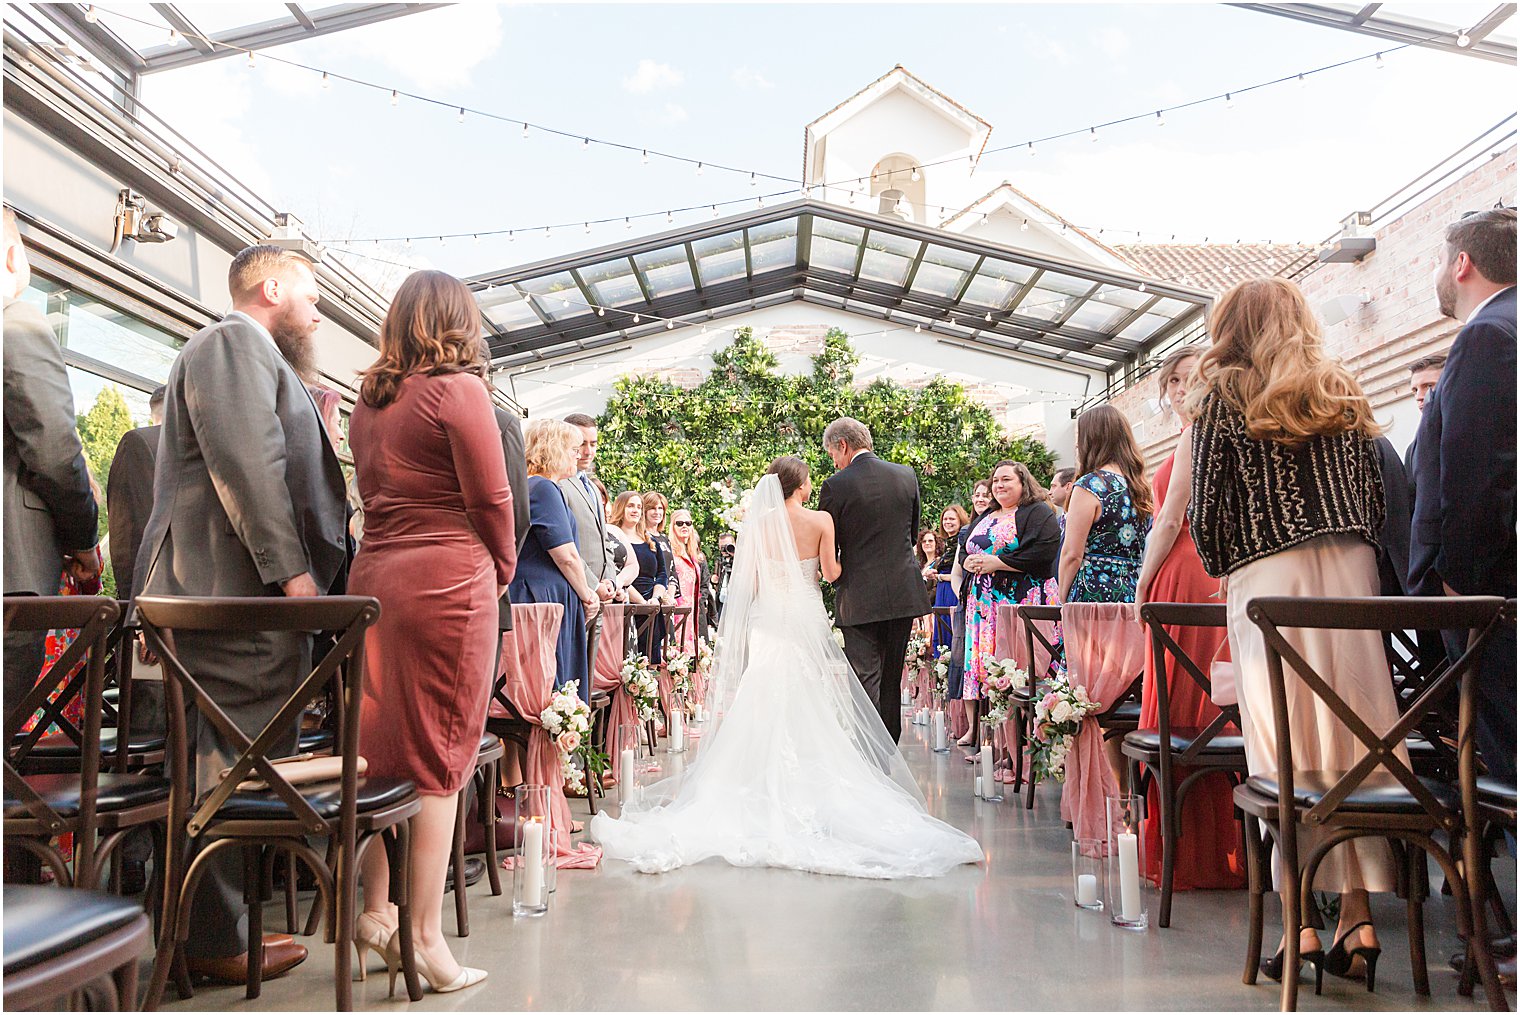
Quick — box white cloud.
[1095,27,1131,59]
[623,59,684,94]
[653,103,689,125]
[344,4,504,91]
[1021,32,1071,66]
[731,67,774,90]
[138,61,279,200]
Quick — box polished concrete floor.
[162,714,1510,1011]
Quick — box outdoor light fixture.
[1225,93,1234,108]
[1021,219,1029,231]
[625,218,632,229]
[246,51,256,68]
[696,162,704,176]
[584,222,591,234]
[1376,52,1385,68]
[390,89,398,106]
[457,107,465,123]
[642,149,649,164]
[750,172,757,186]
[509,230,515,242]
[1089,127,1098,142]
[109,189,178,253]
[582,137,590,150]
[522,122,529,138]
[1154,110,1164,126]
[666,320,676,330]
[1297,73,1306,88]
[911,167,921,181]
[666,211,674,224]
[712,205,719,218]
[1027,142,1036,156]
[322,72,330,88]
[1457,30,1472,47]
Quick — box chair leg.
[304,837,336,939]
[1011,707,1026,790]
[1158,769,1177,929]
[1281,864,1302,1012]
[1461,817,1510,1011]
[389,822,423,1001]
[452,781,470,937]
[1406,845,1430,996]
[284,850,299,934]
[483,761,503,897]
[337,838,355,1012]
[1241,813,1265,986]
[245,847,265,1001]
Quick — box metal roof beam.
[1228,3,1516,64]
[150,5,215,55]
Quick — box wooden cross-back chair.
[1234,595,1508,1012]
[136,594,422,1011]
[1012,604,1064,808]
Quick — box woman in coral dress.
[1133,347,1244,891]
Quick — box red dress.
[1139,451,1245,889]
[349,374,517,795]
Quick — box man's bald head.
[3,206,30,300]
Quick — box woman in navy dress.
[926,505,969,660]
[508,420,601,699]
[1059,405,1153,604]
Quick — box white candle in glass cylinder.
[979,745,994,793]
[974,775,983,799]
[932,710,946,750]
[619,749,636,804]
[671,710,685,750]
[902,687,912,706]
[1117,832,1142,920]
[521,819,545,907]
[1076,873,1099,907]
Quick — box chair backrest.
[1061,602,1147,723]
[1138,603,1238,762]
[135,595,380,838]
[625,603,661,651]
[1247,595,1505,831]
[3,596,121,878]
[1017,604,1064,685]
[664,604,693,654]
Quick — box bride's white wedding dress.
[591,475,982,879]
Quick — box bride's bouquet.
[978,656,1029,725]
[540,682,600,793]
[1028,677,1099,783]
[712,479,753,531]
[621,653,663,723]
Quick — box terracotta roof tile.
[1114,243,1314,293]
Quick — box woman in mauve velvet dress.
[1133,347,1245,892]
[349,271,517,996]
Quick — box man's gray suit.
[135,311,346,959]
[3,298,99,708]
[559,471,614,693]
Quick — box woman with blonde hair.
[509,418,601,700]
[668,507,706,656]
[628,490,672,664]
[349,270,518,995]
[1187,276,1392,987]
[606,491,646,603]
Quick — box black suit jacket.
[818,451,924,626]
[494,407,531,632]
[1372,434,1413,597]
[1409,286,1517,597]
[105,424,159,600]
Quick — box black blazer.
[818,451,924,625]
[105,424,159,600]
[1372,435,1413,597]
[1409,286,1517,597]
[962,501,1062,597]
[494,407,531,632]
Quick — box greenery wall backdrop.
[594,328,1055,553]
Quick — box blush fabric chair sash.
[592,604,640,781]
[996,603,1058,678]
[1060,602,1147,846]
[498,603,601,865]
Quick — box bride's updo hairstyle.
[766,456,810,499]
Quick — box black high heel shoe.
[1325,921,1382,992]
[1261,939,1326,995]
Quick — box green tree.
[75,386,134,596]
[596,328,1054,552]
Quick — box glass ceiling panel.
[809,219,865,275]
[910,245,980,299]
[1089,285,1152,311]
[579,259,645,307]
[479,290,541,331]
[98,4,174,49]
[1119,313,1173,341]
[858,233,921,287]
[1144,297,1192,320]
[691,232,748,287]
[515,272,586,322]
[961,260,1038,309]
[1016,286,1083,323]
[179,3,295,33]
[748,220,797,274]
[632,245,695,298]
[1064,301,1137,333]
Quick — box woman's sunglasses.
[673,520,694,528]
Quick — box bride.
[591,456,983,879]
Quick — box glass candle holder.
[1107,794,1147,930]
[1072,838,1105,910]
[616,723,642,806]
[667,696,688,754]
[979,744,1003,802]
[512,785,551,917]
[931,709,950,753]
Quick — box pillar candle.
[520,819,545,908]
[979,744,994,793]
[1117,832,1142,921]
[1076,874,1099,907]
[931,710,946,751]
[619,748,636,804]
[671,710,685,751]
[902,687,912,706]
[974,775,983,799]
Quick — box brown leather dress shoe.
[186,935,308,985]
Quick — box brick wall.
[1110,146,1517,471]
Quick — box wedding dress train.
[590,476,982,879]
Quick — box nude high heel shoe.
[410,948,487,995]
[353,913,399,985]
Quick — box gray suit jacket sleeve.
[105,426,156,598]
[3,303,98,556]
[181,327,308,585]
[494,408,531,553]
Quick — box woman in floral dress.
[960,461,1062,747]
[1058,405,1153,604]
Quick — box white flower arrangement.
[718,486,753,530]
[540,681,593,789]
[932,657,950,701]
[1028,677,1099,783]
[695,638,714,681]
[979,655,1031,725]
[621,653,663,723]
[666,650,694,697]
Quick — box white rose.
[1050,700,1074,724]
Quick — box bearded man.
[135,244,347,985]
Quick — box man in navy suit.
[1409,207,1516,788]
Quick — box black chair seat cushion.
[1478,775,1517,810]
[21,728,166,758]
[297,728,335,754]
[1123,728,1247,757]
[216,775,415,821]
[4,772,171,819]
[3,885,143,973]
[479,733,500,754]
[1245,771,1459,814]
[1101,701,1143,724]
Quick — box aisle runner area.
[171,715,1493,1012]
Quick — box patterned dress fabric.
[1067,470,1149,604]
[962,513,1057,698]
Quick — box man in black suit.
[105,385,164,600]
[1409,208,1516,789]
[1402,353,1446,480]
[818,417,924,743]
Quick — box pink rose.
[556,731,581,754]
[1041,692,1060,711]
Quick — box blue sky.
[132,2,1517,281]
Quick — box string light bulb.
[457,107,465,123]
[508,230,515,243]
[749,172,757,186]
[695,162,704,176]
[321,72,330,89]
[642,149,649,164]
[711,205,719,218]
[1375,52,1385,69]
[1457,30,1471,47]
[633,313,641,323]
[1020,219,1029,232]
[1225,92,1234,109]
[1089,127,1098,142]
[584,222,591,234]
[521,122,529,139]
[757,194,765,208]
[582,137,590,151]
[1154,110,1164,126]
[404,237,412,248]
[914,324,922,333]
[666,210,674,224]
[247,51,256,68]
[666,319,676,330]
[597,306,606,316]
[1297,73,1306,88]
[390,89,399,106]
[85,5,97,22]
[1027,141,1036,157]
[625,217,632,230]
[911,167,921,182]
[167,27,179,42]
